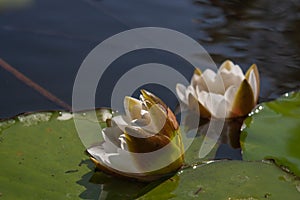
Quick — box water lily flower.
[176,60,260,118]
[87,90,184,181]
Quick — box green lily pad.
[241,92,300,176]
[4,101,299,199]
[0,109,147,200]
[0,108,221,200]
[138,160,300,199]
[182,132,217,166]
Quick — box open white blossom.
[176,60,260,118]
[87,90,184,181]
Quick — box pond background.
[0,0,300,117]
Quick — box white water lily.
[176,60,260,118]
[87,90,184,181]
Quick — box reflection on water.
[183,111,244,160]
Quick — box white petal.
[119,134,128,150]
[144,104,167,134]
[195,86,208,106]
[219,60,244,77]
[197,90,226,118]
[126,104,167,136]
[87,145,112,165]
[125,126,153,138]
[176,83,188,105]
[111,115,130,133]
[184,85,198,107]
[199,69,224,94]
[191,73,201,87]
[87,145,140,173]
[186,85,196,97]
[132,111,151,127]
[188,91,211,118]
[214,99,227,118]
[102,127,123,152]
[124,96,142,120]
[208,94,226,118]
[102,141,118,153]
[109,149,141,173]
[224,85,238,111]
[89,137,183,175]
[219,60,244,89]
[219,60,235,70]
[247,70,258,102]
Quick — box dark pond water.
[1,0,300,119]
[0,0,299,168]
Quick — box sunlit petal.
[199,69,224,94]
[219,60,244,89]
[198,91,225,118]
[224,85,238,117]
[191,68,202,87]
[88,146,140,174]
[111,115,130,133]
[245,64,260,102]
[124,96,142,120]
[188,93,211,118]
[186,85,196,100]
[102,126,123,152]
[231,79,255,117]
[140,89,167,110]
[176,83,188,104]
[146,104,168,134]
